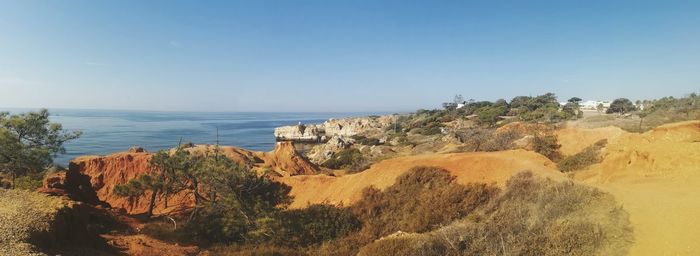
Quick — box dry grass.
[0,189,66,256]
[358,171,633,256]
[305,167,499,256]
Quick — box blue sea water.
[2,109,379,166]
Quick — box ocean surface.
[2,109,380,166]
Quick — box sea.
[1,109,380,166]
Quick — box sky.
[0,0,699,112]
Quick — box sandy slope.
[556,125,626,156]
[280,149,563,208]
[569,121,700,255]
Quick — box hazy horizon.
[2,1,699,112]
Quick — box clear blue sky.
[1,0,698,112]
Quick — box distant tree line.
[440,92,584,125]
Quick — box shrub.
[308,167,498,256]
[357,171,633,256]
[481,129,521,152]
[321,148,365,170]
[557,139,607,172]
[351,135,382,146]
[475,106,507,126]
[13,175,43,191]
[532,134,562,161]
[270,204,361,247]
[420,126,443,136]
[357,234,445,256]
[351,166,498,238]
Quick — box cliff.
[274,116,395,142]
[40,142,319,215]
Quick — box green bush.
[475,106,507,126]
[271,204,361,247]
[607,98,636,114]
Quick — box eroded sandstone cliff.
[40,142,319,215]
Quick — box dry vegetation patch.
[557,139,607,172]
[0,189,66,256]
[357,172,633,256]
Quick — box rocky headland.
[274,115,395,142]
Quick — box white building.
[580,100,611,110]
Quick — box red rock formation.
[260,142,320,176]
[40,142,319,215]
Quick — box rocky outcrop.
[60,152,167,215]
[274,116,395,142]
[39,166,107,208]
[305,135,353,164]
[40,142,319,215]
[274,123,326,142]
[324,116,394,137]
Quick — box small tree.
[113,173,164,218]
[185,153,292,243]
[456,127,493,152]
[607,98,636,114]
[0,109,81,188]
[114,148,193,218]
[567,97,583,119]
[475,106,507,126]
[596,103,605,114]
[637,106,655,131]
[568,97,582,105]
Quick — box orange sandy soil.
[103,234,202,256]
[565,121,700,255]
[279,149,564,208]
[555,125,626,156]
[95,212,206,256]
